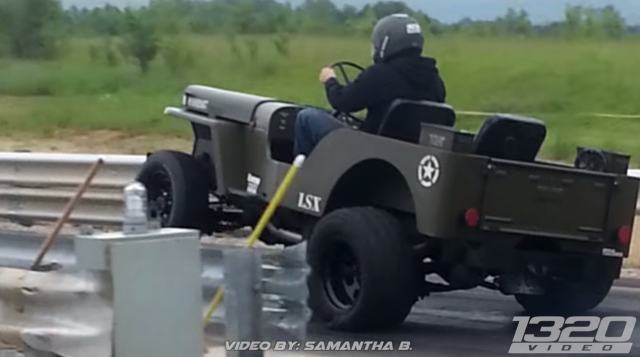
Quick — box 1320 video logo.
[509,316,636,354]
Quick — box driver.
[293,13,447,157]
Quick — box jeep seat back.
[376,99,457,143]
[473,114,547,162]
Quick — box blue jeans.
[293,108,346,156]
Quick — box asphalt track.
[297,285,640,357]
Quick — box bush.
[272,32,291,58]
[160,37,195,75]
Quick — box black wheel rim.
[323,241,361,310]
[145,171,173,226]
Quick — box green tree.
[53,0,635,40]
[564,5,584,38]
[0,0,64,59]
[600,5,625,39]
[120,10,160,74]
[347,6,377,36]
[500,9,532,36]
[298,0,342,33]
[370,1,413,19]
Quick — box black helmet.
[371,13,424,63]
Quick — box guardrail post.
[224,248,263,357]
[262,242,311,342]
[278,241,311,341]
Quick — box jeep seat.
[473,114,546,162]
[376,99,457,143]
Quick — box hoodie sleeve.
[323,66,382,113]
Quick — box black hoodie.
[323,55,447,133]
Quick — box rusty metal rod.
[31,158,104,269]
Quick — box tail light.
[617,225,631,245]
[464,208,479,228]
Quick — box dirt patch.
[0,130,192,154]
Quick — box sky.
[62,0,640,25]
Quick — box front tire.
[515,276,614,316]
[307,207,418,332]
[136,150,209,232]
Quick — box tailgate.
[480,160,614,241]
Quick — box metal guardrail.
[1,152,640,228]
[0,153,145,226]
[0,229,310,356]
[0,268,112,357]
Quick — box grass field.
[2,34,640,162]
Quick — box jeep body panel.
[183,85,276,124]
[165,99,303,196]
[270,128,480,239]
[257,128,638,249]
[165,106,248,194]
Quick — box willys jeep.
[136,62,639,332]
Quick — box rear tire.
[307,207,418,332]
[136,150,209,232]
[515,276,614,316]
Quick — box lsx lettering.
[298,193,322,213]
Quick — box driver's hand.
[319,67,336,83]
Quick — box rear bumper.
[462,244,623,280]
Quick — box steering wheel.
[331,61,366,84]
[329,61,366,127]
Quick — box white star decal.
[418,155,440,188]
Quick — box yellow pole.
[202,154,306,327]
